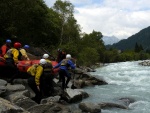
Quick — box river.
[82,60,150,113]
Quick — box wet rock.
[5,90,31,103]
[27,103,71,113]
[60,88,89,103]
[6,84,25,92]
[0,97,24,113]
[79,102,101,113]
[119,97,135,106]
[41,96,61,104]
[139,60,150,66]
[15,97,37,110]
[0,79,7,86]
[98,102,128,109]
[0,79,7,96]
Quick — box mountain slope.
[110,26,150,51]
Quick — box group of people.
[0,39,76,104]
[0,39,30,61]
[0,39,30,83]
[27,51,76,103]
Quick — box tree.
[53,0,80,45]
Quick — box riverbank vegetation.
[0,0,150,66]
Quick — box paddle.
[42,48,56,60]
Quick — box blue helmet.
[6,39,11,43]
[24,45,30,48]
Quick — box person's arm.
[20,49,30,60]
[1,45,7,56]
[53,61,62,68]
[35,66,43,87]
[68,60,76,69]
[12,49,19,63]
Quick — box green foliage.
[78,47,99,66]
[0,0,60,47]
[58,41,78,57]
[134,42,143,52]
[1,0,150,67]
[53,0,80,45]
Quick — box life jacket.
[18,49,22,60]
[0,44,11,57]
[4,49,14,58]
[61,59,70,67]
[43,62,53,76]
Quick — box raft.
[0,56,59,75]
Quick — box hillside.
[109,26,150,51]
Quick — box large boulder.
[79,102,101,113]
[0,79,7,96]
[0,97,24,113]
[27,103,71,113]
[60,88,89,103]
[98,102,128,109]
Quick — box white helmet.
[66,54,71,59]
[39,59,47,65]
[43,54,49,59]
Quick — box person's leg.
[59,70,66,90]
[40,73,53,97]
[6,58,19,84]
[28,76,41,104]
[65,72,71,88]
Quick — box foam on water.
[83,61,150,113]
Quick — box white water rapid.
[82,60,150,113]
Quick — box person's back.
[27,59,46,104]
[53,54,75,90]
[56,49,66,63]
[20,45,30,60]
[27,64,39,76]
[0,39,12,57]
[4,42,22,64]
[42,54,53,72]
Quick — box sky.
[44,0,150,40]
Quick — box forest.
[0,0,150,66]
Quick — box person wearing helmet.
[42,53,53,74]
[53,54,76,90]
[42,53,54,96]
[3,42,22,84]
[20,44,30,60]
[0,39,12,57]
[56,49,66,63]
[4,42,22,64]
[27,59,50,103]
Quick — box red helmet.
[14,42,21,48]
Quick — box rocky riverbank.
[0,66,136,113]
[138,60,150,66]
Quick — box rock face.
[79,102,101,113]
[139,60,150,66]
[0,97,24,113]
[60,88,89,103]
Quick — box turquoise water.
[82,61,150,113]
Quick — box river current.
[82,60,150,113]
